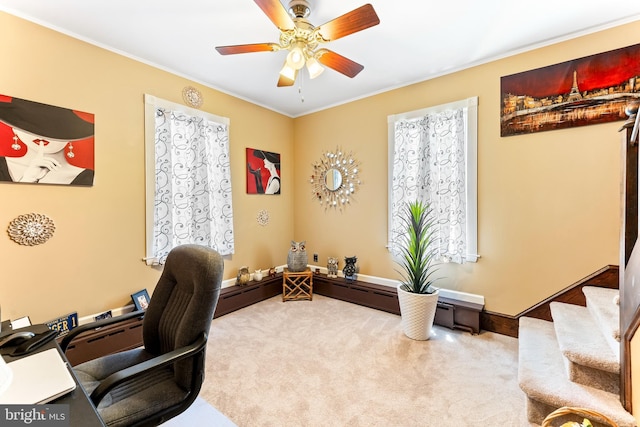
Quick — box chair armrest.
[89,333,208,407]
[59,310,146,352]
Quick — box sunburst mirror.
[309,147,361,211]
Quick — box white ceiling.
[1,0,640,117]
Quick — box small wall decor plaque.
[182,86,203,109]
[7,212,55,245]
[256,209,270,226]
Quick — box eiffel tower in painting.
[567,70,583,102]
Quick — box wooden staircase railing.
[480,265,619,338]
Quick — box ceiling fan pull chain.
[298,72,305,103]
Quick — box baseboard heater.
[62,317,144,366]
[65,273,484,364]
[434,298,482,335]
[62,277,283,366]
[314,275,483,334]
[214,275,282,317]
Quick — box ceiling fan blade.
[316,4,380,42]
[277,69,298,87]
[317,50,364,78]
[215,43,279,55]
[254,0,296,31]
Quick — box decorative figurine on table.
[327,257,339,278]
[343,256,358,282]
[268,267,277,277]
[287,240,308,272]
[253,269,263,281]
[236,266,251,286]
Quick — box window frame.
[143,94,231,265]
[387,96,479,262]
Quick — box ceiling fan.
[215,0,380,87]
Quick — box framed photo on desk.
[131,289,150,311]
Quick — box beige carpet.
[200,294,528,426]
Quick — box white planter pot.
[397,284,439,340]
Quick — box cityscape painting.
[500,43,640,137]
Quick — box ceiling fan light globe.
[279,63,296,80]
[306,57,324,79]
[286,47,305,70]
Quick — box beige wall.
[1,10,638,324]
[0,12,294,323]
[295,21,640,315]
[2,9,640,421]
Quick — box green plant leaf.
[395,200,440,293]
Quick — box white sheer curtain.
[144,95,234,265]
[388,97,478,263]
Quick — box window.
[144,94,234,265]
[387,96,478,263]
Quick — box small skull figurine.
[327,257,339,278]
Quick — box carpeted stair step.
[583,286,620,355]
[550,302,620,394]
[518,316,635,426]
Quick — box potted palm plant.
[396,200,440,340]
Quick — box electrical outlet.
[313,253,318,262]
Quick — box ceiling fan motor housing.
[288,0,310,19]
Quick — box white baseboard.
[78,304,136,326]
[83,265,484,325]
[306,264,485,307]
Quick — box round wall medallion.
[8,213,56,246]
[182,86,203,108]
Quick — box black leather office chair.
[60,244,223,427]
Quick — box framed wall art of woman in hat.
[0,95,95,186]
[246,148,280,195]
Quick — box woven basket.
[542,406,618,427]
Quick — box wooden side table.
[283,269,313,301]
